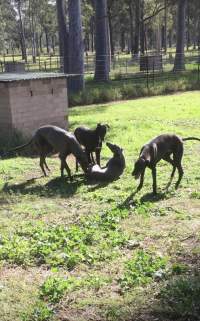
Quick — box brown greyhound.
[132,134,200,194]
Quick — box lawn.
[0,91,200,321]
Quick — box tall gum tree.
[174,0,187,71]
[68,0,85,91]
[94,0,110,82]
[56,0,69,73]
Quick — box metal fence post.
[146,56,149,90]
[198,50,200,83]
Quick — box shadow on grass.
[117,190,139,209]
[118,190,172,209]
[86,177,120,192]
[140,192,167,203]
[2,175,86,198]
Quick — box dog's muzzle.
[132,171,140,180]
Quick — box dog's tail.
[182,137,200,142]
[6,139,33,155]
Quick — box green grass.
[0,91,200,321]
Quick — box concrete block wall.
[0,76,68,139]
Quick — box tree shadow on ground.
[2,174,87,199]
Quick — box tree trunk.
[39,33,43,53]
[52,36,55,54]
[68,0,85,91]
[29,2,36,64]
[120,31,125,52]
[35,33,40,56]
[128,0,134,57]
[108,6,114,58]
[56,0,69,73]
[45,31,50,54]
[155,27,161,53]
[163,0,167,53]
[17,0,27,61]
[186,1,190,50]
[169,29,172,48]
[94,0,110,82]
[174,0,187,71]
[90,16,95,52]
[198,19,200,50]
[134,0,140,57]
[140,0,145,55]
[31,31,36,63]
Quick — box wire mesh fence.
[0,51,200,86]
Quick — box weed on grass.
[158,275,200,319]
[118,249,168,290]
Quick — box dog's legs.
[60,155,73,181]
[174,145,184,189]
[175,164,184,189]
[162,155,176,189]
[91,152,95,164]
[86,150,92,165]
[44,159,50,172]
[95,148,101,166]
[75,159,79,172]
[40,156,47,177]
[152,167,157,194]
[137,169,145,191]
[64,160,73,181]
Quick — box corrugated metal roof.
[0,72,69,82]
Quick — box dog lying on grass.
[132,134,200,194]
[5,125,89,180]
[87,142,125,182]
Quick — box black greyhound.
[74,123,109,169]
[132,134,200,194]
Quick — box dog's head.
[96,123,110,141]
[77,150,89,173]
[132,158,146,179]
[106,142,123,156]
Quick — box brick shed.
[0,73,68,139]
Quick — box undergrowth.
[69,71,200,107]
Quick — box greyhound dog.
[87,142,125,181]
[6,125,89,180]
[74,123,109,169]
[132,134,200,194]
